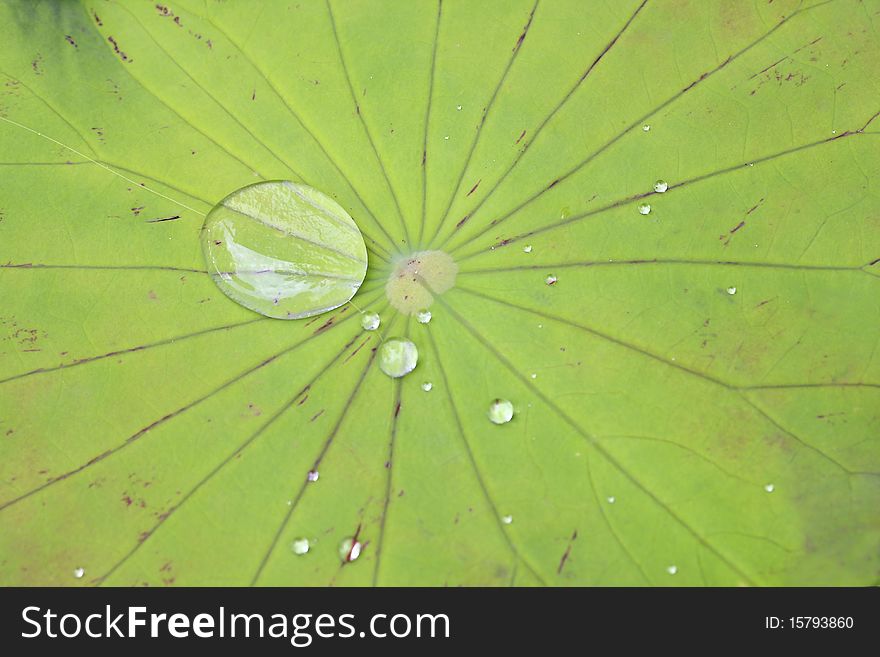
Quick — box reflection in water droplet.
[361,312,380,331]
[488,399,514,424]
[421,381,433,392]
[638,203,651,215]
[501,515,513,525]
[379,338,419,378]
[73,567,85,579]
[727,287,737,295]
[307,470,320,482]
[339,538,363,563]
[291,538,310,555]
[764,483,775,493]
[545,275,557,286]
[667,565,678,575]
[201,181,368,319]
[417,309,432,324]
[653,180,668,193]
[523,245,532,253]
[642,124,651,132]
[606,496,616,504]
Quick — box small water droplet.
[378,338,419,378]
[339,537,363,562]
[638,203,651,215]
[488,399,514,424]
[831,129,836,134]
[444,135,450,140]
[501,514,513,525]
[606,496,616,504]
[361,312,380,331]
[642,124,651,132]
[530,373,537,379]
[764,483,775,493]
[307,470,320,482]
[73,567,85,579]
[537,323,543,329]
[727,286,737,295]
[291,538,310,555]
[421,381,433,392]
[560,206,571,220]
[456,104,462,111]
[666,565,678,575]
[417,309,432,324]
[653,180,668,193]
[545,274,557,286]
[523,245,532,253]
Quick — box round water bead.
[361,312,381,331]
[201,181,368,319]
[488,399,514,424]
[378,338,419,378]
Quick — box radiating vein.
[425,0,539,248]
[425,327,548,585]
[97,321,375,585]
[326,0,411,249]
[435,0,647,250]
[443,3,834,256]
[435,293,759,585]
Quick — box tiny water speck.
[666,565,678,575]
[501,515,513,525]
[523,245,532,253]
[456,104,462,111]
[653,180,668,193]
[361,312,380,331]
[378,338,419,378]
[444,135,450,140]
[291,538,310,555]
[764,483,775,493]
[606,496,616,504]
[421,381,433,392]
[642,124,651,132]
[727,287,737,295]
[339,538,363,563]
[307,470,320,482]
[488,399,514,425]
[545,274,557,286]
[638,203,651,215]
[530,373,537,379]
[417,309,432,324]
[73,567,85,579]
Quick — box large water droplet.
[523,245,532,253]
[201,181,368,319]
[379,338,419,378]
[488,399,514,424]
[638,203,652,215]
[727,286,737,295]
[417,309,432,324]
[361,312,380,331]
[339,538,363,563]
[73,567,85,579]
[291,538,310,555]
[653,180,668,193]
